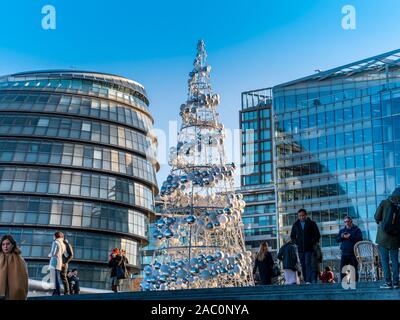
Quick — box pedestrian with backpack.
[336,216,363,282]
[375,188,400,289]
[60,237,74,295]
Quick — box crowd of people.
[0,229,131,300]
[253,188,400,289]
[1,189,400,300]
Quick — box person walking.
[48,231,66,296]
[0,234,29,300]
[290,208,321,284]
[375,188,400,289]
[336,215,363,282]
[277,239,301,285]
[311,242,323,283]
[108,248,123,292]
[60,237,74,295]
[252,242,274,285]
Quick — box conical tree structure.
[141,40,254,291]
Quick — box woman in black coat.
[253,242,274,285]
[108,248,123,292]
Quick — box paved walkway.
[29,282,400,300]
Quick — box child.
[319,266,335,283]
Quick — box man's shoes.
[305,282,311,285]
[380,283,393,289]
[393,283,399,289]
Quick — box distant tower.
[141,40,254,290]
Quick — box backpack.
[382,202,400,236]
[63,240,74,263]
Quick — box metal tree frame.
[141,40,254,291]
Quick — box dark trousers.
[340,255,359,282]
[260,273,272,285]
[60,264,70,294]
[299,251,313,283]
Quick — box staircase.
[29,282,400,300]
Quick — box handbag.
[272,264,281,277]
[116,265,126,280]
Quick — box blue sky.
[1,0,400,185]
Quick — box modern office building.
[240,89,277,254]
[0,70,159,289]
[273,49,400,270]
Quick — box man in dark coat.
[336,215,362,282]
[290,208,321,284]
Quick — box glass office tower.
[0,70,159,289]
[273,49,400,270]
[240,88,277,254]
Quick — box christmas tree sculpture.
[141,40,254,291]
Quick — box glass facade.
[0,70,159,289]
[273,50,400,271]
[240,89,277,254]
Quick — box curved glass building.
[0,70,159,289]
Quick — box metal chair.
[354,241,380,281]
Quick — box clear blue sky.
[1,0,400,186]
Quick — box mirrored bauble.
[236,253,243,261]
[220,267,228,274]
[177,269,187,279]
[159,275,167,283]
[160,265,171,276]
[180,175,188,183]
[224,207,232,215]
[186,215,196,224]
[206,222,214,230]
[190,258,199,266]
[206,255,215,262]
[233,265,242,274]
[163,229,174,239]
[170,275,178,282]
[144,265,153,276]
[170,261,178,269]
[198,260,207,269]
[160,283,168,290]
[189,267,199,275]
[218,214,227,225]
[215,251,224,260]
[154,262,161,269]
[213,221,220,228]
[177,260,185,268]
[153,230,163,240]
[166,217,175,225]
[200,270,211,280]
[141,282,151,290]
[156,218,165,228]
[167,175,173,182]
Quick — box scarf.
[0,252,29,300]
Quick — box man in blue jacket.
[336,215,363,281]
[290,209,321,284]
